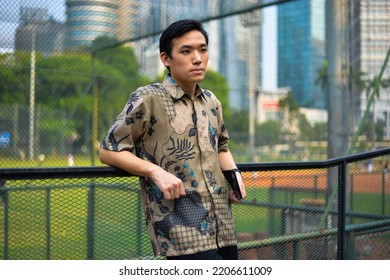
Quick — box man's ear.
[160,52,170,67]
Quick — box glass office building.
[277,0,326,109]
[65,0,119,49]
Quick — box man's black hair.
[159,19,209,58]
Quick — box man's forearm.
[218,150,238,171]
[99,148,159,178]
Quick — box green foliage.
[0,56,19,103]
[0,37,233,159]
[312,122,327,141]
[224,110,249,144]
[0,51,44,104]
[364,117,385,142]
[37,106,76,155]
[297,114,314,141]
[0,36,152,155]
[255,120,281,146]
[36,53,93,106]
[315,59,328,90]
[200,69,230,118]
[279,91,300,112]
[90,36,140,78]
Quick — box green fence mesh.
[1,150,389,260]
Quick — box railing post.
[268,177,276,237]
[350,173,354,213]
[45,188,51,260]
[137,191,142,257]
[87,183,96,260]
[293,240,302,260]
[346,231,356,260]
[279,209,287,260]
[382,171,385,215]
[3,188,9,260]
[337,161,347,260]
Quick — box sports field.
[243,169,390,194]
[1,165,389,259]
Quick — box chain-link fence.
[1,148,389,260]
[1,0,390,168]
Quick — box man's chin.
[192,75,205,83]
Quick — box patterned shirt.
[101,74,237,257]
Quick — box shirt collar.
[162,73,205,101]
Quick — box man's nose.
[193,51,201,63]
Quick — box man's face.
[161,30,209,90]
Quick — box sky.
[261,6,277,90]
[0,0,66,25]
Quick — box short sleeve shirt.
[101,74,237,257]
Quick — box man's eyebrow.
[179,43,208,49]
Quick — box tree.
[1,38,234,158]
[0,51,44,104]
[0,54,18,103]
[224,109,249,145]
[278,91,300,141]
[200,69,230,119]
[90,36,140,79]
[279,92,326,143]
[297,114,314,141]
[0,36,151,156]
[279,91,300,112]
[315,60,328,92]
[255,120,280,146]
[312,122,327,141]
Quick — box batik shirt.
[101,74,237,257]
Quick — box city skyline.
[0,0,65,52]
[2,1,389,137]
[0,0,277,90]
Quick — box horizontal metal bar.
[1,147,389,180]
[0,166,133,180]
[238,218,390,250]
[240,200,390,220]
[238,147,390,172]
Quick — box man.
[99,19,246,260]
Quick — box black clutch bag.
[222,169,242,199]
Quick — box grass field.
[0,178,155,260]
[0,155,106,168]
[1,176,389,260]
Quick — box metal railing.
[1,147,390,260]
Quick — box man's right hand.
[149,167,186,200]
[99,149,186,200]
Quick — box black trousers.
[166,246,238,260]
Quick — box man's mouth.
[191,68,204,73]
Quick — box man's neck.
[180,84,197,100]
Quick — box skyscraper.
[15,7,65,56]
[357,0,390,137]
[65,0,119,49]
[63,0,264,113]
[277,0,326,109]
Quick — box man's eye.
[181,50,190,54]
[201,48,208,53]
